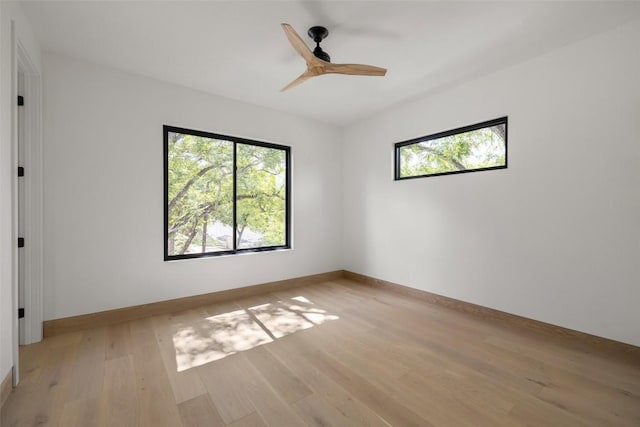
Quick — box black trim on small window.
[394,116,508,180]
[164,125,291,261]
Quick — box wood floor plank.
[134,380,184,427]
[200,347,305,426]
[266,337,391,427]
[306,348,434,427]
[59,395,105,427]
[178,393,225,427]
[102,355,138,426]
[226,411,268,427]
[508,394,594,427]
[304,324,410,383]
[292,393,369,427]
[237,353,308,426]
[18,339,46,385]
[372,318,546,396]
[243,344,313,403]
[393,368,518,427]
[65,327,107,402]
[485,334,640,395]
[197,354,256,425]
[105,321,133,360]
[537,379,640,426]
[200,300,243,317]
[130,317,184,427]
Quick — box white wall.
[343,19,640,346]
[0,1,41,384]
[42,54,343,320]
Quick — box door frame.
[11,20,43,384]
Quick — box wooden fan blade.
[281,70,316,92]
[323,63,387,76]
[281,23,317,64]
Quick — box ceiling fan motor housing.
[313,46,331,62]
[308,26,331,62]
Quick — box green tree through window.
[395,117,507,180]
[164,126,290,260]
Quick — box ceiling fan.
[280,23,387,91]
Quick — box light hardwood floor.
[2,278,639,426]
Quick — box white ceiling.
[19,1,640,126]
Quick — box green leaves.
[236,144,287,248]
[167,132,287,256]
[399,124,506,178]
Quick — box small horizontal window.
[395,117,507,180]
[164,126,290,261]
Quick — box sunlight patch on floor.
[173,308,273,371]
[250,296,339,339]
[172,295,339,371]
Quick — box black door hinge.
[17,95,24,106]
[18,237,24,248]
[18,166,25,177]
[18,308,24,319]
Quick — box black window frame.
[163,125,291,261]
[394,116,508,180]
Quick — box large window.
[164,126,290,260]
[395,117,507,180]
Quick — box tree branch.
[414,145,466,171]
